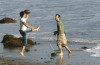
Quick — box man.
[19,11,40,56]
[54,14,71,55]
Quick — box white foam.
[85,49,92,52]
[70,38,100,44]
[0,33,4,35]
[91,53,100,57]
[85,44,100,57]
[13,32,100,44]
[31,36,56,41]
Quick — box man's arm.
[53,31,58,35]
[59,26,61,32]
[53,26,61,36]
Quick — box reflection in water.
[57,54,71,65]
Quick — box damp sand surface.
[0,41,100,65]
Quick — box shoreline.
[0,36,100,65]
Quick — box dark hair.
[56,14,61,18]
[20,11,24,17]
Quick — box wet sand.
[0,56,50,65]
[0,37,100,65]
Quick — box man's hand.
[53,31,58,36]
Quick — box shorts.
[57,34,68,46]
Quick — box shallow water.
[1,41,100,65]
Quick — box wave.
[85,44,100,57]
[0,33,5,36]
[2,32,100,44]
[30,35,57,41]
[30,35,100,44]
[28,33,100,44]
[69,38,100,44]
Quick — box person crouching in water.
[19,11,40,56]
[54,14,71,56]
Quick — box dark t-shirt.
[57,21,64,35]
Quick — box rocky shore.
[1,34,38,48]
[0,17,18,24]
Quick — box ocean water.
[0,0,100,59]
[1,0,100,44]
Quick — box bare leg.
[65,46,71,54]
[20,46,26,57]
[58,45,63,56]
[31,26,40,31]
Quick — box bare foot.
[20,52,24,57]
[68,54,71,59]
[58,53,63,56]
[37,26,40,31]
[37,26,40,28]
[69,51,71,54]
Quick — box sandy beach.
[0,41,100,65]
[0,56,50,65]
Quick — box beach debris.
[25,49,30,52]
[50,57,54,59]
[41,58,43,59]
[44,61,51,63]
[34,49,37,51]
[1,34,37,48]
[51,52,57,57]
[81,46,88,49]
[0,17,18,24]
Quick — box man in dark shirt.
[54,14,71,56]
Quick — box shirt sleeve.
[58,22,61,27]
[21,18,26,23]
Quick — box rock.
[81,46,88,49]
[50,57,54,59]
[34,49,37,51]
[51,52,57,57]
[44,61,51,63]
[1,34,37,48]
[0,17,18,24]
[41,58,43,59]
[25,49,30,52]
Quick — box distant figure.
[54,14,71,55]
[19,10,40,56]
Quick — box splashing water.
[85,44,100,57]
